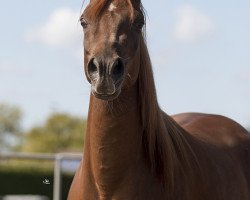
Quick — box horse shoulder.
[171,112,250,147]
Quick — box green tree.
[0,103,22,150]
[21,113,86,153]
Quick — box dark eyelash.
[133,18,145,30]
[80,18,88,29]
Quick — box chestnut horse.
[68,0,250,199]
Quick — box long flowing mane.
[138,35,200,197]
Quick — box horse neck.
[83,82,145,195]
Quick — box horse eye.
[135,22,144,30]
[80,18,88,29]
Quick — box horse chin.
[92,89,121,101]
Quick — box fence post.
[53,155,62,200]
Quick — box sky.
[0,0,249,130]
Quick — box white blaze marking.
[108,3,117,12]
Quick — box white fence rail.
[0,152,82,200]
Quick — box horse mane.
[138,34,200,197]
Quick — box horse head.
[80,0,144,100]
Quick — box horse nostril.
[112,58,124,80]
[88,58,98,78]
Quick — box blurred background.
[0,0,249,199]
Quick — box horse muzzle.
[87,57,124,100]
